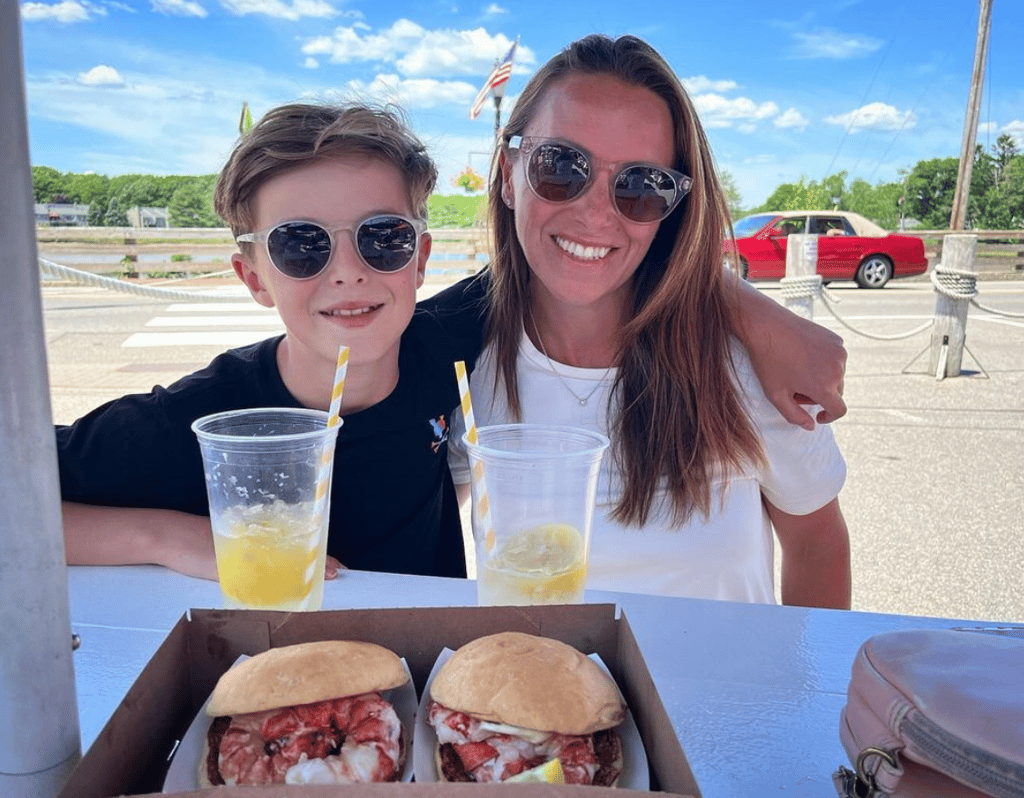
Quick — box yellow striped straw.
[455,360,495,553]
[314,345,349,520]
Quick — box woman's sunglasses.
[236,214,427,280]
[506,136,693,224]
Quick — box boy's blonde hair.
[214,102,437,238]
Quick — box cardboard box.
[59,604,700,798]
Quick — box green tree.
[754,175,837,213]
[904,157,959,228]
[845,178,902,230]
[103,195,129,227]
[65,172,109,205]
[169,179,219,227]
[1002,158,1024,228]
[718,169,744,219]
[32,166,64,203]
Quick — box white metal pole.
[0,0,82,794]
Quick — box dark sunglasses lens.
[357,216,419,273]
[267,222,331,278]
[527,143,590,202]
[614,166,680,223]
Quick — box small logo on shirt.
[429,415,449,454]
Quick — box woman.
[427,34,850,608]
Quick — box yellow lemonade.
[211,501,326,611]
[477,523,589,606]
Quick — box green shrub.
[427,195,487,228]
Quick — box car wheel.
[855,255,893,289]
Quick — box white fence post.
[929,234,977,379]
[782,233,819,320]
[0,1,82,794]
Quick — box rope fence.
[779,262,1023,343]
[39,258,230,302]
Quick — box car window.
[811,216,851,236]
[733,213,776,237]
[774,217,807,235]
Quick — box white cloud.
[333,73,479,109]
[78,64,124,86]
[152,0,207,17]
[20,0,91,22]
[977,121,998,136]
[1002,120,1024,146]
[682,76,738,94]
[791,28,883,59]
[482,2,507,15]
[693,93,778,129]
[824,102,916,132]
[302,56,319,69]
[301,22,530,78]
[218,0,335,20]
[25,62,302,175]
[774,107,808,130]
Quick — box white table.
[68,566,999,797]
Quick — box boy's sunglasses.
[236,214,427,279]
[506,136,693,224]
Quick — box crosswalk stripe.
[164,302,270,312]
[123,331,274,348]
[145,315,284,327]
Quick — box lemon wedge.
[506,758,565,784]
[493,523,584,574]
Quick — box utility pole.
[949,0,993,231]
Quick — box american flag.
[469,39,518,120]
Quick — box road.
[40,276,1024,623]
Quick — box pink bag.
[833,628,1024,798]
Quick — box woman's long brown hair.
[486,34,763,526]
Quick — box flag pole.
[492,82,507,142]
[469,37,518,141]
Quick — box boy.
[58,103,477,581]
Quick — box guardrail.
[902,229,1024,275]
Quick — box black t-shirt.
[57,308,482,578]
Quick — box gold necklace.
[527,304,613,407]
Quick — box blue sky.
[18,0,1024,208]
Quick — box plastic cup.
[463,424,610,606]
[191,408,340,611]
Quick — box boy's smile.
[232,155,429,413]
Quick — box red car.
[728,211,928,288]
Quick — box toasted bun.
[430,632,624,735]
[206,640,407,716]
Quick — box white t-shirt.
[448,328,847,604]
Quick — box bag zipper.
[901,712,1024,798]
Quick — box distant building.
[127,206,169,228]
[35,203,90,226]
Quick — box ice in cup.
[192,408,340,611]
[462,424,609,606]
